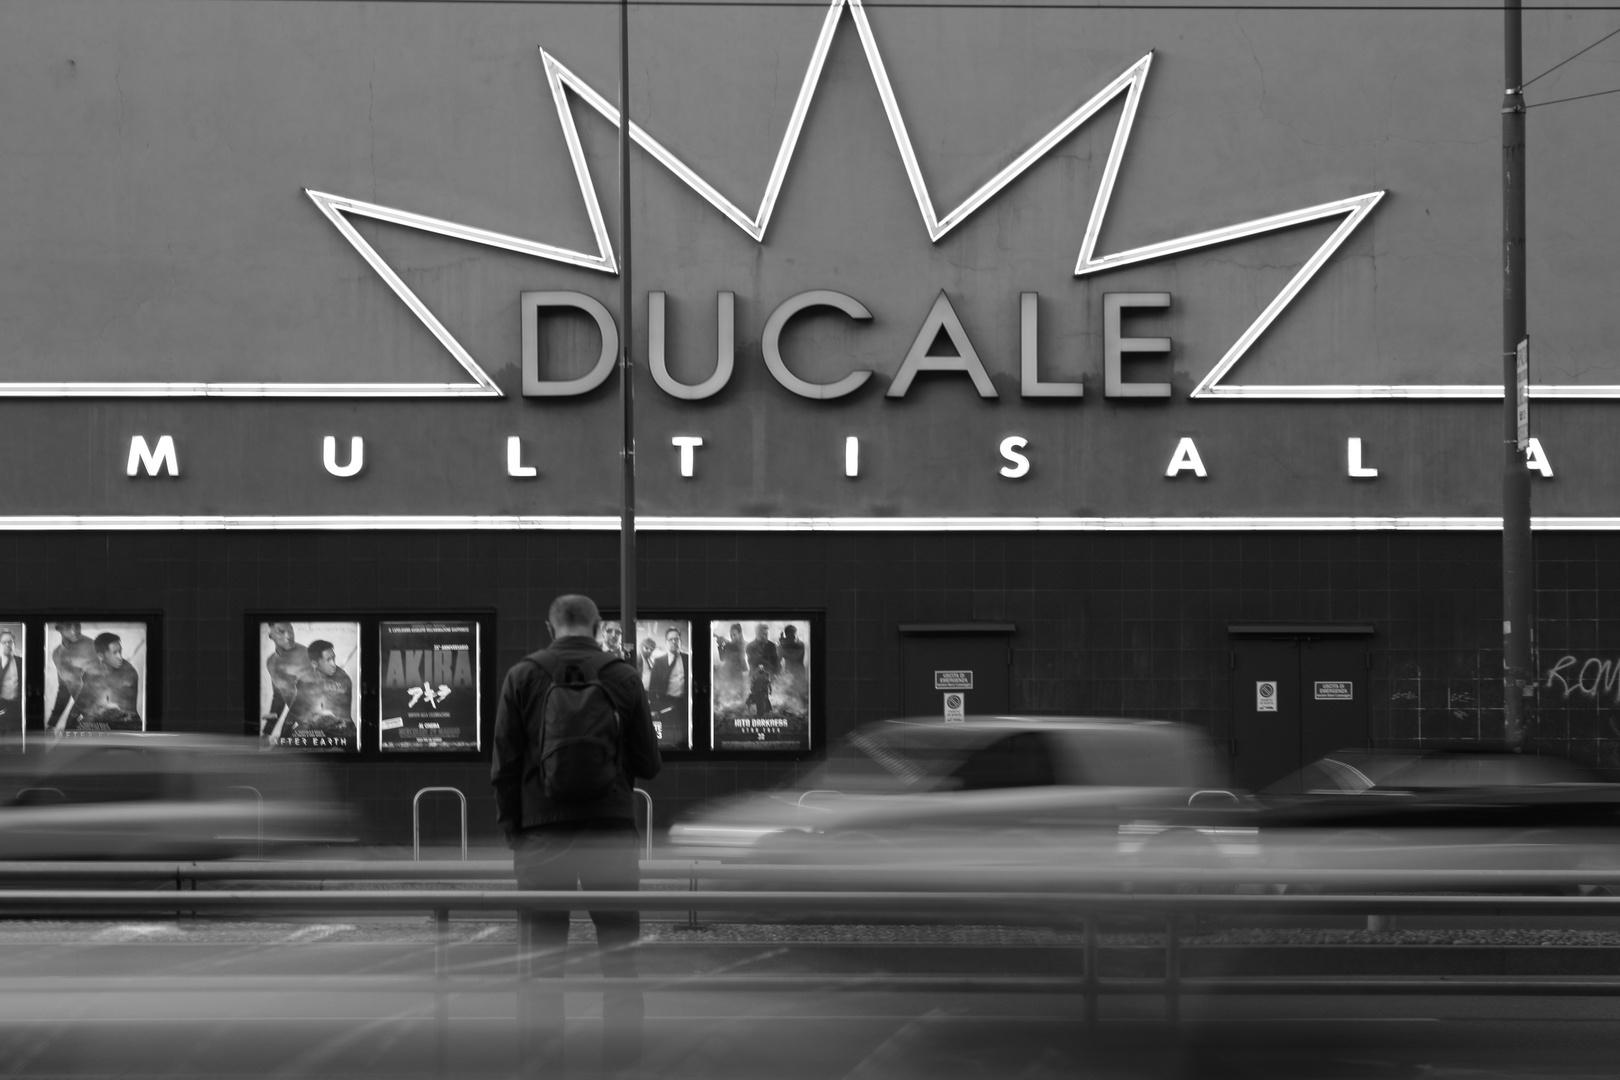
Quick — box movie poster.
[710,619,811,751]
[256,620,360,752]
[600,619,693,750]
[379,621,481,752]
[43,620,147,737]
[0,623,23,745]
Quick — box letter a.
[1525,437,1554,478]
[888,292,998,398]
[1165,437,1207,478]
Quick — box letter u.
[323,436,364,478]
[648,292,735,400]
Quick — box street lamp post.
[1502,0,1533,747]
[618,0,637,646]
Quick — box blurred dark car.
[0,734,354,859]
[669,717,1250,876]
[1252,748,1620,876]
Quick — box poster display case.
[43,620,149,738]
[600,618,694,751]
[379,620,481,752]
[709,618,813,752]
[255,620,361,752]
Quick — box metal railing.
[412,786,468,861]
[5,877,1620,1075]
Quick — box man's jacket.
[491,635,661,834]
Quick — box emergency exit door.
[1230,632,1371,791]
[899,624,1014,719]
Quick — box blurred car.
[1252,748,1620,878]
[669,716,1252,880]
[0,734,354,859]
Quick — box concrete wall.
[3,1,1619,518]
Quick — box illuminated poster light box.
[257,620,361,753]
[600,618,694,752]
[379,620,482,752]
[710,619,812,752]
[43,620,148,740]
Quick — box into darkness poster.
[709,619,811,751]
[379,620,481,751]
[257,620,360,752]
[44,621,146,738]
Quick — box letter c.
[761,290,873,400]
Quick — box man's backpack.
[529,651,625,801]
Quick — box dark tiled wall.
[0,529,1606,842]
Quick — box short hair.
[307,639,335,662]
[548,594,601,635]
[0,630,13,644]
[54,622,79,634]
[665,626,681,639]
[93,632,121,654]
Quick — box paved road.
[2,922,1619,1077]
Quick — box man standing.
[273,640,355,747]
[745,621,780,677]
[491,594,661,1073]
[67,632,142,732]
[0,630,21,738]
[262,622,312,739]
[646,626,690,748]
[46,623,98,731]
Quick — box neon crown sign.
[15,0,1593,401]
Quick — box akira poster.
[257,620,360,751]
[710,619,812,751]
[44,621,147,738]
[379,621,481,752]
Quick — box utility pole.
[1502,0,1533,748]
[618,0,637,646]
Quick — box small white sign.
[1256,681,1278,712]
[943,692,965,722]
[935,670,973,690]
[1315,681,1353,701]
[379,716,405,731]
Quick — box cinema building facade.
[4,0,1620,842]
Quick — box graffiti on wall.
[1544,655,1620,702]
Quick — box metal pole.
[618,0,637,643]
[1502,0,1532,748]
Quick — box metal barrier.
[633,786,653,860]
[412,786,468,862]
[6,882,1620,1075]
[227,785,264,858]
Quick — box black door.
[900,630,1013,719]
[1230,636,1370,790]
[1230,640,1303,792]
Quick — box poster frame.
[597,609,824,762]
[243,610,496,759]
[13,613,164,741]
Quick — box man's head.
[0,631,13,660]
[755,623,769,641]
[548,594,601,641]
[602,623,623,650]
[640,637,657,659]
[54,622,81,641]
[94,632,124,669]
[665,627,682,652]
[308,640,338,676]
[267,622,296,650]
[782,624,799,643]
[729,623,742,643]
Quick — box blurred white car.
[669,717,1252,879]
[0,734,354,859]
